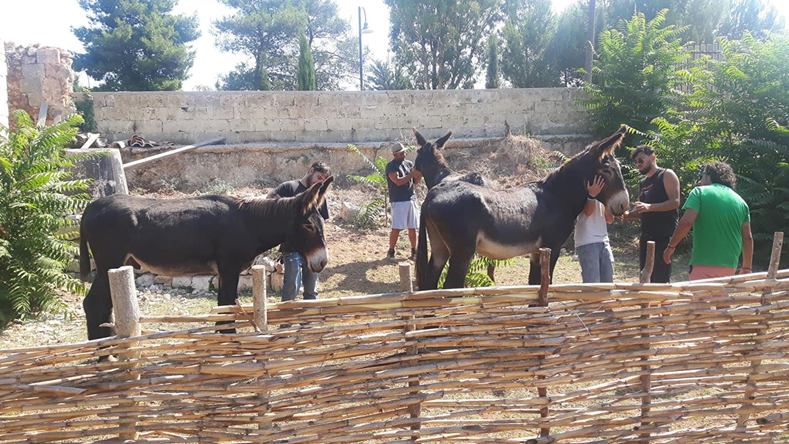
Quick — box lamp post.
[358,6,373,90]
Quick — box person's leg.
[389,201,407,258]
[577,243,601,283]
[281,252,302,302]
[388,229,402,258]
[600,241,615,283]
[651,236,672,283]
[300,253,319,300]
[406,200,419,259]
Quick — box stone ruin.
[4,42,75,128]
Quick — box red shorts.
[689,265,737,281]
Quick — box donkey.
[79,177,333,340]
[416,127,629,290]
[412,130,488,190]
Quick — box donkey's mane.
[431,147,451,170]
[235,195,301,220]
[538,132,624,189]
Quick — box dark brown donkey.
[415,127,630,290]
[79,177,333,340]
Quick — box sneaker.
[409,248,417,261]
[386,249,396,260]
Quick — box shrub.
[0,111,92,326]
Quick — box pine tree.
[298,31,317,91]
[485,35,500,89]
[73,0,199,91]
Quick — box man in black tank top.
[622,145,680,283]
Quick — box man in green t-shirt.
[663,162,753,280]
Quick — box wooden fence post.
[252,265,268,332]
[639,241,655,443]
[738,232,783,429]
[107,266,141,441]
[537,248,551,438]
[399,262,421,437]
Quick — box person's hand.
[619,210,630,222]
[737,267,752,275]
[663,245,675,264]
[633,202,652,214]
[586,175,605,198]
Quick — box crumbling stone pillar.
[4,42,75,129]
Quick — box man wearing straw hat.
[385,143,421,260]
[662,162,753,280]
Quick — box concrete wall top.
[75,88,590,145]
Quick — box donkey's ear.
[590,126,627,161]
[435,131,453,149]
[300,176,333,215]
[413,128,428,147]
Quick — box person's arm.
[604,206,614,224]
[663,208,698,264]
[739,221,754,274]
[267,183,284,199]
[634,169,681,213]
[584,176,605,217]
[388,170,414,187]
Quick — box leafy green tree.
[0,111,92,326]
[214,0,355,91]
[298,31,317,90]
[367,59,412,90]
[551,1,587,86]
[73,0,199,91]
[719,0,785,39]
[579,10,689,137]
[485,35,500,89]
[501,0,559,87]
[385,0,502,89]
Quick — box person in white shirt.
[575,175,615,283]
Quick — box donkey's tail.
[416,208,429,290]
[79,221,91,282]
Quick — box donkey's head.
[289,176,334,272]
[413,128,453,189]
[578,126,629,216]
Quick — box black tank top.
[638,168,678,238]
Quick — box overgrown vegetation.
[0,111,93,326]
[438,256,516,288]
[73,94,97,134]
[345,144,389,230]
[585,10,789,265]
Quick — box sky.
[1,0,787,91]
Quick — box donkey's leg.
[216,263,241,334]
[528,252,541,285]
[425,219,450,290]
[444,249,475,289]
[83,270,114,341]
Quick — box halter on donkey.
[415,127,629,290]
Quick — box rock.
[191,275,213,293]
[270,272,284,292]
[67,259,80,273]
[253,255,278,273]
[135,273,155,287]
[237,275,253,291]
[172,276,192,288]
[153,275,172,286]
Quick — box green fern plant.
[437,256,516,288]
[0,110,93,326]
[346,144,390,230]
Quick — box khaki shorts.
[391,200,419,230]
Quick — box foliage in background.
[579,10,689,138]
[501,0,559,87]
[367,59,412,91]
[345,145,389,230]
[0,111,93,327]
[73,0,199,91]
[385,0,502,89]
[214,0,356,91]
[438,256,516,288]
[550,1,587,86]
[297,30,317,91]
[73,94,97,134]
[485,35,500,89]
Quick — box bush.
[0,111,92,326]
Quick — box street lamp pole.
[358,7,372,91]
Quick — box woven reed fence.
[1,236,788,443]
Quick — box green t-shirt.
[683,183,750,268]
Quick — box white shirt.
[575,200,609,247]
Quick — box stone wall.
[0,41,7,129]
[5,43,75,127]
[76,88,591,145]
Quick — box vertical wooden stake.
[252,265,268,332]
[399,262,420,436]
[399,262,414,293]
[738,232,784,429]
[537,247,551,438]
[107,266,140,441]
[639,241,655,443]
